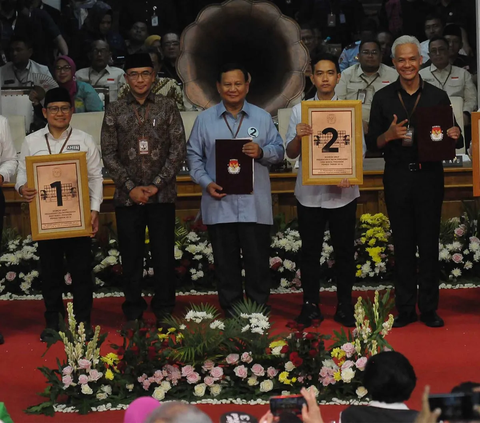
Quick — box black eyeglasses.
[126,70,154,80]
[55,65,72,72]
[47,106,71,114]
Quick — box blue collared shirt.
[187,100,284,225]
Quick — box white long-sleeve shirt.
[0,115,18,182]
[16,125,103,211]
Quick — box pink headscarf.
[123,397,160,423]
[54,55,77,107]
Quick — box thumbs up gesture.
[385,114,409,142]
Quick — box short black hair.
[9,35,32,49]
[363,351,417,403]
[428,36,449,50]
[217,63,249,83]
[451,382,480,394]
[160,31,180,44]
[425,13,444,25]
[311,53,340,73]
[443,24,462,38]
[90,39,111,51]
[359,38,381,53]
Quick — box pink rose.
[452,253,463,264]
[267,367,278,378]
[88,369,101,381]
[355,357,368,371]
[297,376,305,383]
[5,271,16,281]
[210,366,224,379]
[233,365,248,379]
[62,366,73,375]
[241,352,253,364]
[142,380,151,390]
[137,374,147,383]
[470,236,480,243]
[204,376,215,386]
[454,227,465,237]
[78,359,91,370]
[202,360,215,371]
[186,372,201,384]
[181,365,195,377]
[148,376,155,383]
[154,370,164,381]
[64,272,72,285]
[341,343,356,358]
[62,375,73,387]
[226,354,239,365]
[252,364,265,377]
[341,360,355,370]
[78,374,89,385]
[321,375,336,386]
[319,367,334,378]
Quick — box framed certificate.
[301,100,363,185]
[472,112,480,196]
[26,152,92,241]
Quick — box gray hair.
[391,35,421,58]
[144,402,212,423]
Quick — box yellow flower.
[167,327,176,333]
[333,370,342,381]
[158,333,169,340]
[176,333,184,340]
[145,227,150,244]
[331,348,346,359]
[101,353,119,366]
[269,340,287,349]
[105,369,114,380]
[278,371,290,383]
[291,377,297,383]
[356,270,363,277]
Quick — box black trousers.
[116,203,176,320]
[297,199,357,306]
[0,187,4,244]
[384,163,444,314]
[207,223,271,310]
[37,237,93,326]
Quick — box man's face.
[11,41,32,66]
[42,101,73,129]
[377,32,393,57]
[99,14,112,35]
[161,33,180,61]
[301,29,317,54]
[358,42,381,73]
[216,69,249,109]
[130,22,148,43]
[125,66,155,96]
[91,40,111,69]
[425,19,443,40]
[445,35,462,58]
[393,43,422,81]
[311,59,340,96]
[429,39,450,69]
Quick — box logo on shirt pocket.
[247,127,259,138]
[66,145,80,151]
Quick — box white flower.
[356,386,368,398]
[160,381,172,392]
[209,384,222,397]
[280,278,289,288]
[101,385,112,395]
[174,245,183,260]
[341,368,355,383]
[81,384,93,395]
[307,385,319,397]
[464,261,473,270]
[179,324,186,330]
[152,387,166,400]
[259,380,274,392]
[451,268,462,278]
[96,392,108,400]
[210,320,225,330]
[126,384,134,392]
[284,361,295,372]
[247,376,259,386]
[283,260,295,271]
[193,383,207,397]
[186,232,200,242]
[184,310,214,323]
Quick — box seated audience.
[76,40,125,102]
[0,35,52,87]
[145,34,162,52]
[126,21,149,55]
[443,24,476,75]
[377,29,394,67]
[159,31,181,83]
[300,22,325,99]
[145,402,212,423]
[336,39,398,134]
[420,14,445,63]
[340,351,419,423]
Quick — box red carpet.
[1,288,480,423]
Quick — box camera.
[270,395,307,416]
[429,392,480,421]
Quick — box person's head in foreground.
[43,87,73,133]
[123,396,160,423]
[144,401,212,423]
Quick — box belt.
[387,162,441,172]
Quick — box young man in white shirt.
[16,87,103,342]
[286,53,365,328]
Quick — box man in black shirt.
[368,35,462,329]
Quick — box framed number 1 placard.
[301,100,363,185]
[26,152,92,241]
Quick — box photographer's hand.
[301,387,324,423]
[414,386,441,423]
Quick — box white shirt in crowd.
[75,65,125,102]
[285,94,365,209]
[16,125,103,211]
[0,59,52,87]
[0,115,18,181]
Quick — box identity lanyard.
[223,113,245,138]
[13,66,30,85]
[45,128,73,155]
[397,83,423,128]
[431,66,452,90]
[359,74,379,90]
[89,68,107,86]
[133,103,151,136]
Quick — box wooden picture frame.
[301,100,363,185]
[472,112,480,197]
[26,152,92,241]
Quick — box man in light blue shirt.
[187,63,284,317]
[286,53,365,328]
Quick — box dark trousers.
[37,237,93,327]
[116,203,176,320]
[297,199,357,306]
[384,163,444,314]
[0,187,4,243]
[207,223,271,310]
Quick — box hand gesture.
[337,178,352,188]
[242,142,262,159]
[447,126,460,140]
[301,387,324,423]
[414,386,441,423]
[29,90,40,106]
[207,182,226,199]
[296,123,313,138]
[129,186,149,205]
[20,185,37,202]
[386,114,408,142]
[145,185,159,197]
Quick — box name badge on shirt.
[66,145,80,151]
[138,138,149,155]
[357,89,367,104]
[327,14,336,27]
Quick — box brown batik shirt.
[101,91,186,206]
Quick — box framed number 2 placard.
[26,152,92,241]
[301,100,363,185]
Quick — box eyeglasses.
[47,106,71,114]
[55,65,72,72]
[93,48,109,54]
[126,70,154,80]
[361,50,379,56]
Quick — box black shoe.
[295,302,324,328]
[334,304,355,327]
[40,326,59,343]
[420,311,444,328]
[393,312,418,328]
[0,332,4,345]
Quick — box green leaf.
[24,401,55,416]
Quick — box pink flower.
[452,253,463,263]
[470,236,480,243]
[142,380,151,390]
[267,367,278,378]
[78,359,91,370]
[88,369,101,381]
[78,374,89,385]
[62,366,73,375]
[341,360,355,370]
[355,357,368,371]
[186,372,201,384]
[210,366,224,379]
[233,365,248,379]
[138,374,147,383]
[5,271,16,281]
[252,364,265,377]
[321,375,336,386]
[181,365,195,377]
[298,376,305,383]
[327,259,335,268]
[226,354,239,365]
[154,370,164,383]
[62,375,73,388]
[64,272,72,285]
[148,377,155,383]
[204,376,215,386]
[202,360,215,371]
[341,343,356,358]
[241,352,253,364]
[454,227,465,237]
[320,367,335,378]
